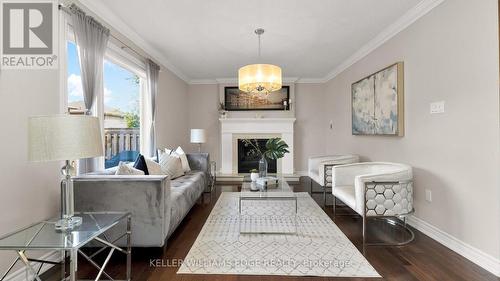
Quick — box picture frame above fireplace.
[224,86,290,111]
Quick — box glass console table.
[239,177,297,234]
[0,212,131,281]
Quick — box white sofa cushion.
[145,158,164,175]
[175,146,191,172]
[115,162,145,175]
[159,152,184,180]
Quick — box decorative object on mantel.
[249,169,259,181]
[28,115,103,231]
[238,28,282,94]
[224,86,290,111]
[218,102,227,118]
[242,138,289,177]
[352,62,404,136]
[190,129,206,152]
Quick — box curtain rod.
[58,4,151,65]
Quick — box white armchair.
[308,155,359,206]
[331,162,414,245]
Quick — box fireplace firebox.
[237,139,277,173]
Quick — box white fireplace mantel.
[219,118,295,174]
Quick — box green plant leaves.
[263,138,290,160]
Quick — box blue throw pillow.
[133,154,149,175]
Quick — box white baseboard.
[407,215,500,277]
[5,251,60,281]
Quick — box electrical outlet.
[430,101,445,114]
[425,189,432,202]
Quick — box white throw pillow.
[145,158,164,175]
[159,152,184,179]
[175,146,191,172]
[115,162,145,175]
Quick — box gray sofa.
[73,153,209,247]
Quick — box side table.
[0,212,131,281]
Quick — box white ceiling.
[90,0,424,82]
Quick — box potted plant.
[242,138,290,177]
[218,102,227,119]
[249,169,259,181]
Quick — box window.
[66,41,85,115]
[102,60,142,168]
[66,40,145,169]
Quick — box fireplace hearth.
[237,139,277,173]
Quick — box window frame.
[60,16,148,169]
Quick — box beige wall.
[294,83,327,171]
[0,70,61,270]
[156,67,190,150]
[187,84,220,157]
[186,83,327,172]
[324,0,500,258]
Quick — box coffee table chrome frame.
[0,212,131,281]
[238,195,298,234]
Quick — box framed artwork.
[352,62,404,136]
[224,86,290,111]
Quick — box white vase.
[250,172,259,181]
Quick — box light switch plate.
[425,189,432,202]
[430,101,445,114]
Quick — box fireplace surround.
[219,118,295,174]
[237,139,277,173]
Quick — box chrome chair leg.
[333,196,336,217]
[323,187,327,207]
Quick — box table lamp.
[190,129,206,152]
[29,115,103,231]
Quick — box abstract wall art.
[352,62,404,136]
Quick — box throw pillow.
[175,146,191,172]
[133,154,149,175]
[145,158,164,175]
[156,148,173,162]
[159,152,184,179]
[115,162,145,175]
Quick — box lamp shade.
[28,115,104,162]
[238,64,282,94]
[190,129,206,144]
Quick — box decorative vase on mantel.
[258,156,268,178]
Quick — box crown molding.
[78,0,444,85]
[322,0,446,83]
[189,77,300,85]
[189,79,219,85]
[295,78,328,84]
[78,0,190,83]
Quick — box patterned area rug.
[177,192,380,277]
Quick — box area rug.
[177,192,380,277]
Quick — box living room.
[0,0,499,280]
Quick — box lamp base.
[55,216,82,231]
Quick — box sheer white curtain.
[145,59,160,157]
[69,4,110,172]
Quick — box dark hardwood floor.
[45,178,499,281]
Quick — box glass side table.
[0,211,131,281]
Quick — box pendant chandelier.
[238,28,282,94]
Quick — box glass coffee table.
[239,177,297,234]
[0,212,131,281]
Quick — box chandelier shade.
[238,63,282,94]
